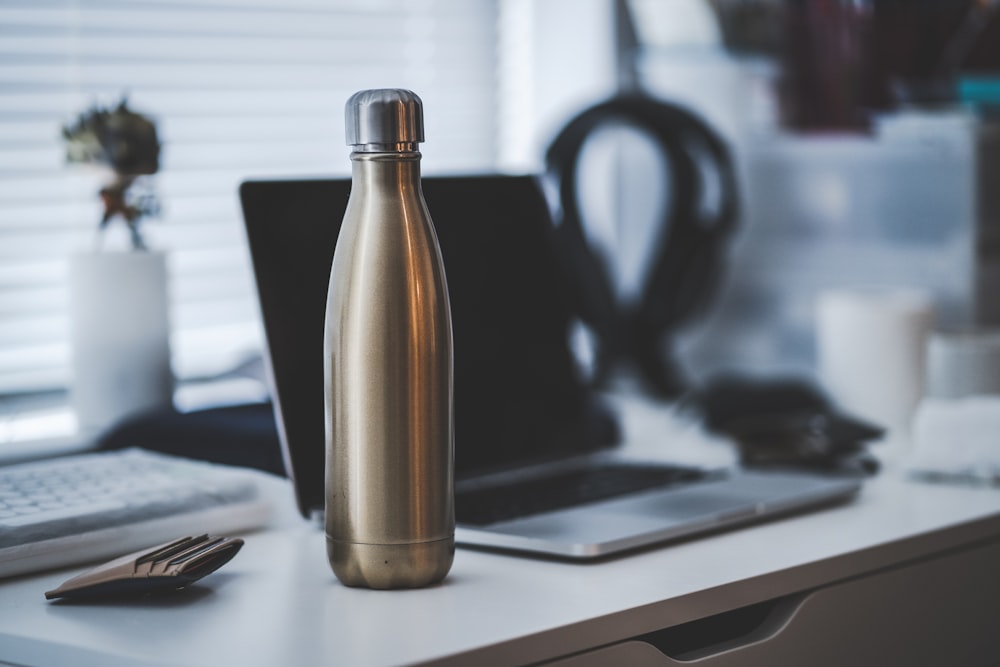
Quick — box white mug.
[816,287,934,437]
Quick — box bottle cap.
[345,89,424,152]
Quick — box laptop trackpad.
[480,474,832,539]
[482,486,760,542]
[605,480,774,520]
[482,507,692,541]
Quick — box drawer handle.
[636,594,805,661]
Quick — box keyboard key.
[0,499,126,527]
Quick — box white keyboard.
[0,448,272,578]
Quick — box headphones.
[544,94,739,397]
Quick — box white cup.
[816,287,934,437]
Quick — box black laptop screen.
[240,175,618,516]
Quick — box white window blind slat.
[0,0,499,394]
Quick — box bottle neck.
[349,151,422,196]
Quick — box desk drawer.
[548,538,1000,667]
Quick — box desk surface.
[2,405,1000,666]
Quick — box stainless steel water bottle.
[324,89,455,589]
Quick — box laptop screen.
[240,175,618,516]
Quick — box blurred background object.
[815,286,934,459]
[61,98,173,434]
[528,0,1000,458]
[687,374,883,475]
[706,0,1000,130]
[613,0,1000,394]
[2,0,1000,460]
[543,92,740,398]
[926,328,1000,399]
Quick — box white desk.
[2,407,1000,666]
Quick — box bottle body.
[324,152,455,588]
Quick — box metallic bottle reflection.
[324,89,455,589]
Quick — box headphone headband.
[543,95,738,397]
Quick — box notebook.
[239,174,860,559]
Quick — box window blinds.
[0,0,498,393]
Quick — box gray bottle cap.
[345,88,424,152]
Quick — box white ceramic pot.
[69,250,174,434]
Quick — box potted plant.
[63,97,174,433]
[63,96,162,250]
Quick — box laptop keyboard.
[456,463,711,526]
[0,448,271,578]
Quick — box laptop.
[239,174,860,559]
